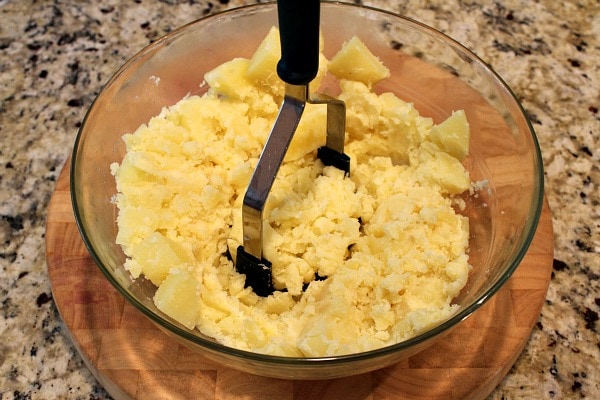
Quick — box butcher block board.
[46,160,553,400]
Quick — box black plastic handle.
[276,0,320,85]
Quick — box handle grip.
[276,0,320,85]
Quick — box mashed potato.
[111,30,472,357]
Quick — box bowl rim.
[71,0,545,365]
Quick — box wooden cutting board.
[46,160,553,400]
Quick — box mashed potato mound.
[111,31,472,357]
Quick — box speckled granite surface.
[0,0,598,398]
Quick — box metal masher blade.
[235,0,350,296]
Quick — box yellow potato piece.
[129,231,191,286]
[245,26,329,94]
[204,57,253,100]
[154,269,200,329]
[246,26,281,88]
[328,36,390,86]
[428,110,470,161]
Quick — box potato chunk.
[204,57,253,100]
[154,269,200,329]
[129,231,191,286]
[246,26,281,88]
[428,110,470,161]
[328,36,390,86]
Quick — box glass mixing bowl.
[71,1,543,379]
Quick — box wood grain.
[46,161,553,400]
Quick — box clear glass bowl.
[71,2,543,380]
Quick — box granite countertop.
[1,0,598,398]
